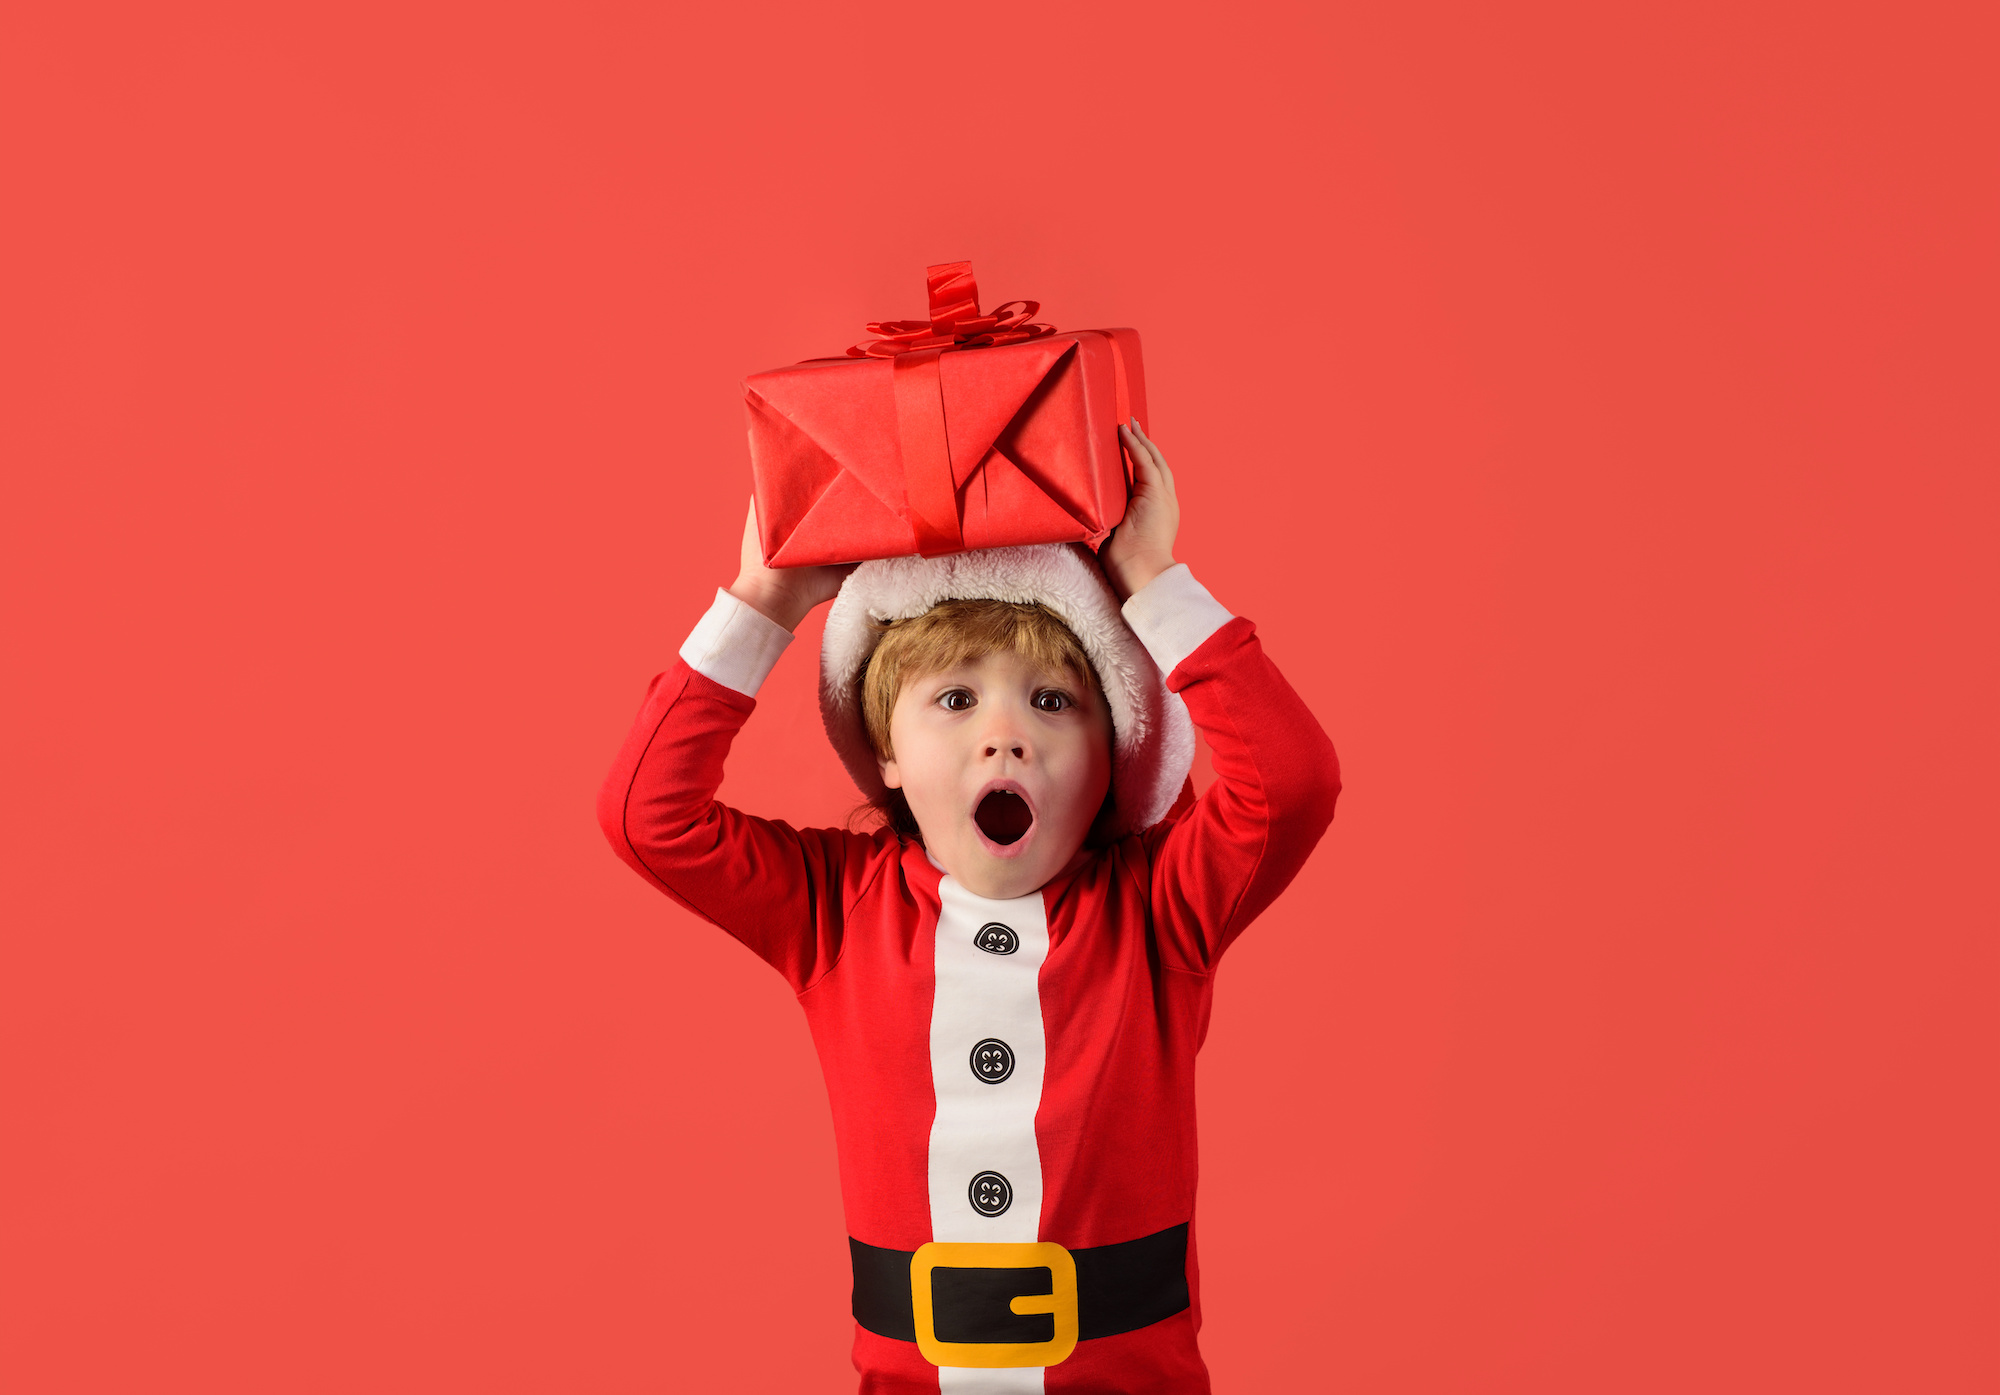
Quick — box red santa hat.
[819,543,1197,840]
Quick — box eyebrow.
[916,664,1087,692]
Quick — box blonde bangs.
[860,599,1099,762]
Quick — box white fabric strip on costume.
[930,873,1050,1395]
[678,587,794,698]
[1120,562,1234,678]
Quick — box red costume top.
[598,570,1340,1394]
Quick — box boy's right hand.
[727,497,857,632]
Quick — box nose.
[977,707,1030,762]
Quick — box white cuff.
[678,588,795,698]
[1120,563,1234,678]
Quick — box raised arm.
[1104,423,1342,973]
[595,505,870,991]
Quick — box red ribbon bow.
[846,261,1056,358]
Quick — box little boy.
[598,422,1340,1393]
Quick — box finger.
[1122,422,1173,492]
[1137,426,1176,494]
[1129,421,1171,477]
[1119,424,1164,489]
[1121,420,1162,468]
[815,562,859,603]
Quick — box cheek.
[1051,721,1114,790]
[1090,702,1115,769]
[888,724,959,794]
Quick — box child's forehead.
[905,648,1086,686]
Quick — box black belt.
[850,1222,1189,1349]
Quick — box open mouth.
[973,783,1037,850]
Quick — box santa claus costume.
[598,543,1340,1393]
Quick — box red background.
[3,3,1994,1391]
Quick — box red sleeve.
[1140,616,1342,972]
[595,660,889,992]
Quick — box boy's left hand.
[1102,420,1181,601]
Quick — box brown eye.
[1032,690,1072,713]
[939,689,975,712]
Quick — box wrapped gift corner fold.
[742,261,1147,568]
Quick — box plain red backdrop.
[3,2,1994,1391]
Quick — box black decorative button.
[975,923,1019,955]
[969,1038,1015,1083]
[968,1171,1013,1217]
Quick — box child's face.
[879,648,1113,901]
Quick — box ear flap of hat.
[818,543,1196,841]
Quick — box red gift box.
[743,262,1147,566]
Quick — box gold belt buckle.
[910,1241,1079,1368]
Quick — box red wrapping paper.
[742,262,1147,567]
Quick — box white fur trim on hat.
[819,543,1197,840]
